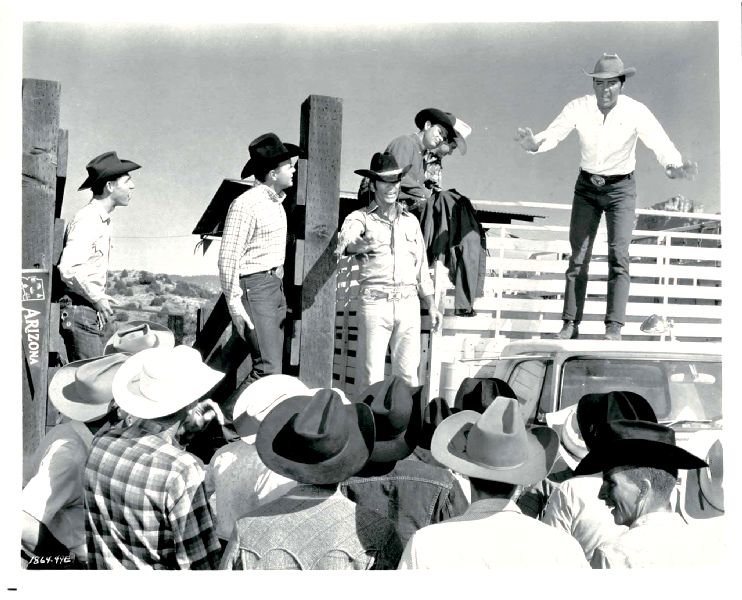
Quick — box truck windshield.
[559,358,722,425]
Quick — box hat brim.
[104,325,175,355]
[111,348,225,419]
[240,144,302,178]
[48,358,118,422]
[78,160,141,190]
[431,410,560,485]
[256,395,375,484]
[584,67,636,79]
[453,136,467,156]
[354,163,412,183]
[574,438,708,476]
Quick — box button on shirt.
[58,201,111,304]
[533,94,683,175]
[337,202,434,298]
[84,420,221,570]
[591,511,724,568]
[219,485,403,570]
[218,184,287,316]
[398,498,589,569]
[22,420,93,561]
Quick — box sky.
[14,5,732,276]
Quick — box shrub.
[123,287,134,296]
[148,281,162,294]
[120,269,129,278]
[115,312,129,322]
[139,271,154,285]
[150,296,165,307]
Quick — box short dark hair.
[252,165,273,183]
[90,176,116,196]
[619,465,678,503]
[469,477,518,497]
[618,75,626,84]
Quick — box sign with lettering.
[22,269,50,393]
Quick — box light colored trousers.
[355,293,421,393]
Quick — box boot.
[557,320,579,340]
[604,322,622,341]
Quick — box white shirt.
[591,511,724,568]
[533,94,683,176]
[542,475,626,561]
[398,498,588,569]
[204,439,297,541]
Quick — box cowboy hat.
[104,321,175,355]
[418,397,457,451]
[48,354,130,422]
[78,151,141,191]
[112,345,224,419]
[583,53,636,80]
[231,374,311,442]
[256,388,376,485]
[354,152,412,183]
[450,116,472,155]
[544,405,586,471]
[574,419,708,476]
[432,396,559,485]
[684,438,724,516]
[355,376,424,464]
[240,132,302,178]
[576,391,657,451]
[453,377,516,414]
[414,108,457,142]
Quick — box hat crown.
[577,391,657,450]
[465,397,529,467]
[79,150,140,190]
[364,377,413,441]
[600,419,676,446]
[455,377,516,413]
[136,346,211,403]
[73,354,129,406]
[248,132,289,161]
[369,152,403,175]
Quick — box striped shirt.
[218,184,287,315]
[84,420,221,570]
[58,200,112,304]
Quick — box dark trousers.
[60,301,106,361]
[562,174,636,326]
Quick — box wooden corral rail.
[334,204,722,402]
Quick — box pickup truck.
[487,339,723,518]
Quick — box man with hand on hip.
[516,54,697,341]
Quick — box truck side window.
[508,360,552,425]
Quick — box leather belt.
[360,286,417,301]
[240,266,284,279]
[580,169,633,187]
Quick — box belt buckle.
[589,174,606,187]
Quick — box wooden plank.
[22,79,60,465]
[298,95,343,388]
[55,128,68,218]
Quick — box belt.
[579,169,633,187]
[240,266,284,279]
[360,286,417,301]
[60,292,96,310]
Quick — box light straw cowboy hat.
[112,345,224,419]
[583,53,636,79]
[432,396,559,485]
[104,320,175,355]
[545,405,587,471]
[449,115,472,155]
[48,353,130,422]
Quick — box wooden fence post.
[296,95,342,388]
[22,78,61,471]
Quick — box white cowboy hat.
[112,345,224,419]
[545,405,588,471]
[104,320,175,355]
[451,117,472,155]
[48,354,130,422]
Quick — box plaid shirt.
[84,420,221,570]
[218,184,287,316]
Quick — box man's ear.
[423,120,433,131]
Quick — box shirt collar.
[90,199,112,223]
[630,511,682,530]
[367,200,409,217]
[257,183,286,204]
[69,419,94,449]
[465,498,522,517]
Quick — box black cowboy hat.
[453,377,516,414]
[576,391,657,450]
[240,132,302,178]
[78,151,141,191]
[574,419,708,476]
[256,388,375,485]
[414,107,457,141]
[418,396,458,451]
[355,376,424,464]
[354,152,412,183]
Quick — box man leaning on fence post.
[516,54,698,341]
[336,152,442,392]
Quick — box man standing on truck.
[516,53,698,340]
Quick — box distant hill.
[169,274,221,294]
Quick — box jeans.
[60,303,105,361]
[355,290,421,393]
[562,174,636,326]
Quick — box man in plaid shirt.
[217,133,301,401]
[84,345,225,569]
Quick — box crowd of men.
[22,53,719,570]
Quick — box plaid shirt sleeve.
[218,194,257,316]
[167,458,222,570]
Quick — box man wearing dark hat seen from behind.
[58,151,140,360]
[574,417,721,567]
[336,153,441,393]
[218,133,300,400]
[219,388,403,570]
[516,54,698,341]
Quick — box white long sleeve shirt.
[533,94,683,176]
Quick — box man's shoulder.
[386,133,417,151]
[387,459,458,487]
